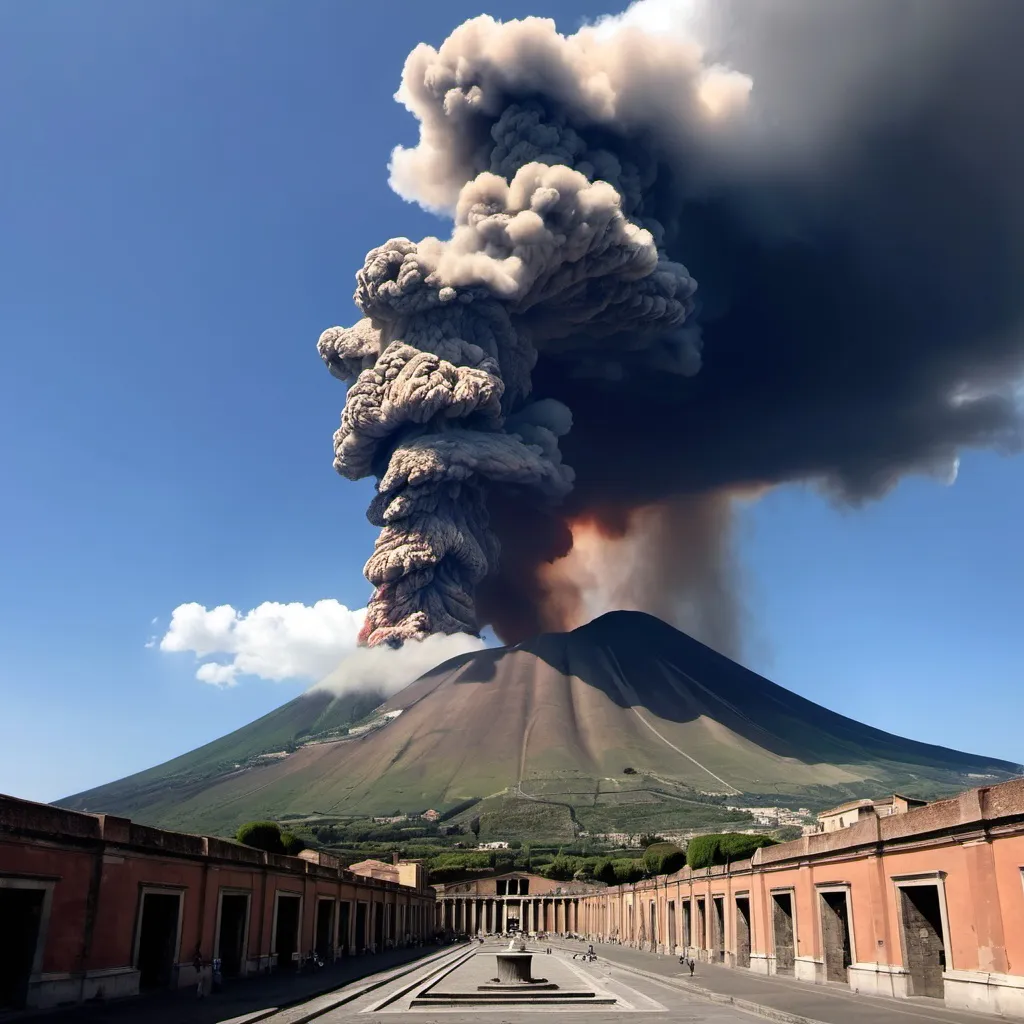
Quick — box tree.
[545,855,575,881]
[610,858,646,884]
[643,842,686,876]
[236,821,284,854]
[773,825,803,843]
[470,816,481,838]
[638,833,665,849]
[686,833,777,869]
[280,832,306,856]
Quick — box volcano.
[58,612,1020,836]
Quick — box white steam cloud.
[156,599,484,691]
[311,631,486,698]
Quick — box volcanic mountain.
[59,612,1020,836]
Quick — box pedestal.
[497,953,534,983]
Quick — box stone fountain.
[406,933,618,1007]
[477,934,555,991]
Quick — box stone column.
[470,899,477,934]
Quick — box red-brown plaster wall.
[992,834,1024,973]
[0,839,96,974]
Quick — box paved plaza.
[229,941,781,1024]
[23,939,1015,1024]
[244,940,1013,1024]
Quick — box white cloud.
[158,599,367,688]
[156,599,488,693]
[311,632,487,698]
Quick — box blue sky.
[1,0,1021,805]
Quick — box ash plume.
[321,0,1024,649]
[537,494,743,659]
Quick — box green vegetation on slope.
[57,688,385,821]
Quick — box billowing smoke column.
[320,166,699,644]
[321,0,1024,648]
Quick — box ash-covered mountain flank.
[59,612,1019,835]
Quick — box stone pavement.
[19,940,1017,1024]
[13,944,455,1024]
[562,940,1005,1024]
[316,942,762,1022]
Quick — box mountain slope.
[61,687,384,820]
[59,612,1020,834]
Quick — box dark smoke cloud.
[321,0,1024,648]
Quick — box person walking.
[689,958,696,977]
[193,947,206,999]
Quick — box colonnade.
[435,896,580,935]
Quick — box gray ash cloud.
[321,0,1024,647]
